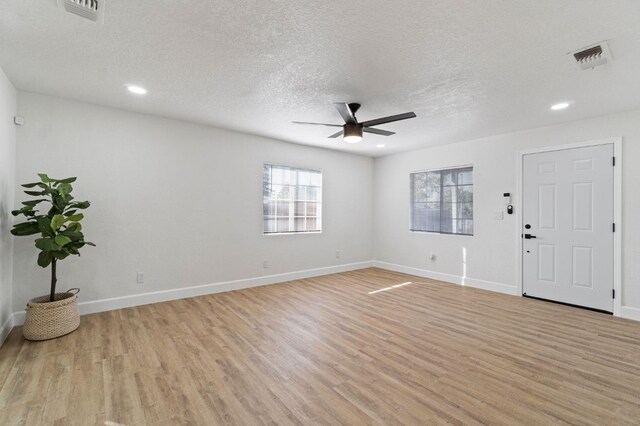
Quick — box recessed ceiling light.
[126,85,147,95]
[551,102,570,111]
[376,144,385,148]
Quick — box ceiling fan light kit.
[343,123,363,143]
[293,102,416,144]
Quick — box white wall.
[13,92,374,310]
[0,67,16,338]
[374,108,640,317]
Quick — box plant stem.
[50,258,57,302]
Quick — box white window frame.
[262,163,323,235]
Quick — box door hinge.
[613,156,616,166]
[612,289,616,299]
[613,223,616,232]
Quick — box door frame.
[516,137,622,316]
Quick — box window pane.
[412,172,427,202]
[297,171,311,186]
[306,202,318,216]
[441,170,454,186]
[310,172,322,187]
[426,172,440,202]
[459,202,473,219]
[442,186,457,203]
[294,217,306,231]
[457,186,473,203]
[411,202,427,231]
[457,220,473,235]
[276,218,289,232]
[306,186,320,201]
[425,202,440,231]
[306,217,319,231]
[411,202,440,232]
[457,168,473,185]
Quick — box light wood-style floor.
[1,268,639,425]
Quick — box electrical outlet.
[335,250,341,259]
[136,272,144,284]
[263,259,270,269]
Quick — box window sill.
[263,231,323,236]
[409,230,474,237]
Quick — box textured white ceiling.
[1,1,640,156]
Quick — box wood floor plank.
[1,267,639,425]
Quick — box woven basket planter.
[23,288,80,341]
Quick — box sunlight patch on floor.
[368,281,413,295]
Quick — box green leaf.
[38,173,53,183]
[22,199,47,207]
[67,222,82,232]
[35,237,59,251]
[11,222,40,236]
[37,251,53,268]
[84,241,96,247]
[50,214,66,230]
[58,183,73,197]
[12,208,35,217]
[21,182,42,188]
[56,177,77,184]
[54,235,72,246]
[59,230,84,241]
[66,213,84,222]
[24,190,45,196]
[53,196,67,213]
[71,201,91,209]
[36,217,54,237]
[52,251,70,260]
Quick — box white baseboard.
[373,260,519,296]
[11,261,374,326]
[0,314,14,347]
[620,306,640,321]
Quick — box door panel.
[523,144,614,312]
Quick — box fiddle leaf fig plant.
[11,174,95,302]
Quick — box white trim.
[11,261,373,326]
[373,261,519,295]
[516,137,622,316]
[0,314,14,348]
[620,306,640,322]
[409,163,474,174]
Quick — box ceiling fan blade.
[292,121,342,127]
[363,128,395,136]
[334,103,357,124]
[361,112,416,128]
[328,130,343,138]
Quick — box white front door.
[522,144,614,312]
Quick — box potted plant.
[11,173,94,341]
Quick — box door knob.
[523,234,537,239]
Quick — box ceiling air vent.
[569,41,612,71]
[57,0,105,23]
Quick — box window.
[410,166,473,235]
[263,164,322,234]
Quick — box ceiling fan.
[293,103,417,143]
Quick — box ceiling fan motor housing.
[343,123,364,143]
